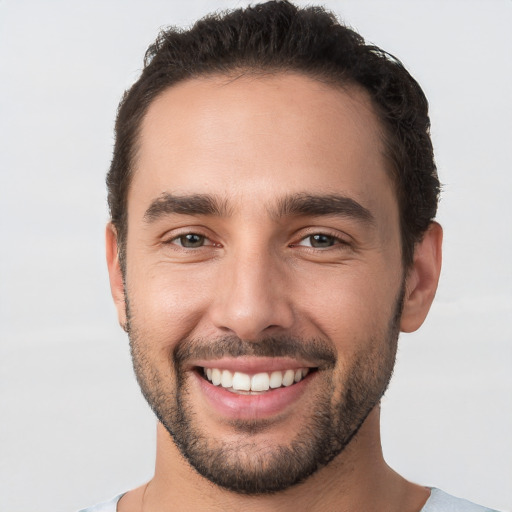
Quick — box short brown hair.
[107,0,440,268]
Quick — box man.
[83,1,498,511]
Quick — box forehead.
[130,73,394,216]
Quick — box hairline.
[115,68,410,270]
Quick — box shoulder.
[421,488,500,512]
[77,493,124,512]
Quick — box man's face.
[117,74,405,493]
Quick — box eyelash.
[164,230,349,251]
[292,233,349,249]
[164,232,218,249]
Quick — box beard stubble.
[126,285,404,495]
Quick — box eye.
[171,233,209,248]
[297,234,343,248]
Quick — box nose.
[208,246,295,340]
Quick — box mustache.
[173,335,337,369]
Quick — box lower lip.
[193,371,314,420]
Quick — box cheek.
[126,264,214,349]
[292,263,400,341]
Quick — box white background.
[0,1,510,511]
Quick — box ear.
[105,223,127,331]
[400,222,443,333]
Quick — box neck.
[121,406,429,512]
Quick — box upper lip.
[189,356,319,374]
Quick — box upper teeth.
[203,367,310,392]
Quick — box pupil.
[311,234,334,247]
[181,234,204,247]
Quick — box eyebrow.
[273,193,375,225]
[144,193,230,221]
[143,191,374,225]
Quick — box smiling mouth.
[198,367,315,394]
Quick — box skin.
[106,73,442,511]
